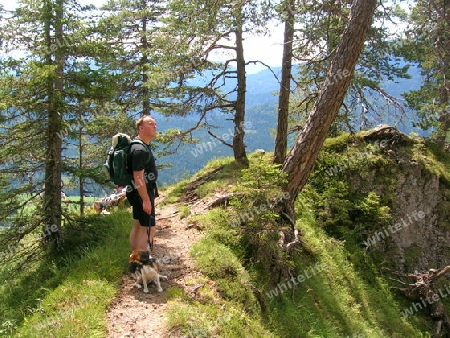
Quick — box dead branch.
[384,266,450,336]
[247,283,267,313]
[207,130,233,148]
[206,193,242,209]
[286,228,302,255]
[434,266,450,279]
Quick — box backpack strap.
[129,140,151,159]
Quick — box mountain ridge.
[155,62,423,186]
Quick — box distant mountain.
[156,62,424,186]
[65,62,424,195]
[154,101,278,186]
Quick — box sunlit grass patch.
[166,299,274,338]
[1,210,131,337]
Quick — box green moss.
[414,140,450,186]
[322,132,352,152]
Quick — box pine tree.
[280,0,377,226]
[99,0,166,116]
[280,0,410,136]
[397,0,450,147]
[156,0,274,165]
[273,0,295,165]
[0,0,119,249]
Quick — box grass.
[166,234,273,337]
[1,141,448,337]
[0,211,131,337]
[165,178,424,337]
[163,146,441,337]
[194,158,244,199]
[266,199,422,337]
[179,204,190,219]
[414,140,450,186]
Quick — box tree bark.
[78,123,85,216]
[280,0,377,219]
[233,12,249,166]
[141,10,151,116]
[43,0,64,246]
[273,0,295,165]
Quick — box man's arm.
[133,169,151,214]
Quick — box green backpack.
[103,133,148,186]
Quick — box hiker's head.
[136,115,157,142]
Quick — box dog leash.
[146,196,156,252]
[146,226,153,252]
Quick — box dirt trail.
[105,192,210,338]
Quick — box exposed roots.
[384,266,450,337]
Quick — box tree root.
[384,266,450,337]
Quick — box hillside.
[3,127,450,337]
[105,128,450,337]
[152,62,423,187]
[61,63,423,197]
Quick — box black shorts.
[126,189,156,227]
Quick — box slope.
[105,188,208,337]
[5,129,449,337]
[103,145,437,337]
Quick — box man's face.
[139,117,157,141]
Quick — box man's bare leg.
[130,219,156,251]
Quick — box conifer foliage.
[0,0,119,252]
[0,0,445,270]
[398,0,450,146]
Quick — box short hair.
[135,115,155,130]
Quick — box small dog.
[129,250,167,293]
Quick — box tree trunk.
[141,11,151,116]
[281,0,377,219]
[233,13,249,166]
[79,124,85,216]
[273,0,295,165]
[43,0,64,246]
[384,266,450,335]
[434,0,450,148]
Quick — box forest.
[0,0,449,334]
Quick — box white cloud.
[244,25,284,72]
[1,0,17,10]
[208,23,284,73]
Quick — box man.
[126,115,158,251]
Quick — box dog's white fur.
[133,265,167,293]
[130,250,168,293]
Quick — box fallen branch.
[206,193,242,209]
[247,283,267,313]
[384,266,450,336]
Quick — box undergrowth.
[166,140,440,337]
[2,132,448,337]
[0,211,131,337]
